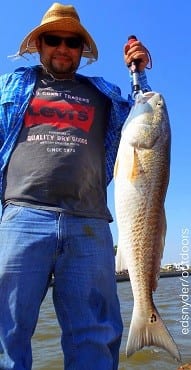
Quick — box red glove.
[124,40,151,71]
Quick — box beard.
[40,54,81,79]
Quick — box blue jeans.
[0,205,123,370]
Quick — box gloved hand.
[124,40,151,71]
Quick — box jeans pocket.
[1,204,23,222]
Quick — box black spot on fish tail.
[150,313,157,323]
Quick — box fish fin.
[115,241,129,272]
[152,207,167,291]
[160,207,167,260]
[115,246,122,272]
[127,147,138,182]
[128,148,144,182]
[128,148,137,181]
[126,303,181,362]
[113,157,118,179]
[114,146,137,181]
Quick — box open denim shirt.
[0,65,151,201]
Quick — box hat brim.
[18,18,98,60]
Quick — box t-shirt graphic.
[25,98,95,132]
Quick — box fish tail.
[126,303,181,362]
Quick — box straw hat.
[18,3,98,60]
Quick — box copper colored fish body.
[114,92,181,361]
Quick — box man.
[0,3,151,369]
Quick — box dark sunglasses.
[42,34,83,49]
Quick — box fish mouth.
[136,91,163,109]
[136,91,157,103]
[143,91,161,99]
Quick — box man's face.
[36,31,83,78]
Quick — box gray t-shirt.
[3,72,112,221]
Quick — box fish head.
[122,92,171,150]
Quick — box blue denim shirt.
[0,65,151,200]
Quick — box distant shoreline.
[49,270,191,287]
[115,270,191,282]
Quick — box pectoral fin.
[128,148,144,182]
[114,146,143,182]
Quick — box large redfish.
[114,92,181,361]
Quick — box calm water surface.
[32,276,191,369]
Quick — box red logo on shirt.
[25,98,95,132]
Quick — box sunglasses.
[42,34,83,49]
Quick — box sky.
[1,0,191,265]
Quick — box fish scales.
[114,92,181,362]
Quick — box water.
[32,276,191,369]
